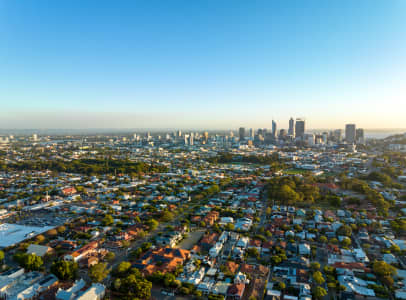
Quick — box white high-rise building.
[272,120,277,138]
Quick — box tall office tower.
[272,120,277,138]
[356,128,365,144]
[345,124,356,144]
[279,129,287,138]
[333,129,342,142]
[322,132,328,144]
[189,133,194,146]
[177,130,182,137]
[230,131,234,138]
[257,129,263,136]
[239,127,245,141]
[32,134,38,141]
[203,131,209,143]
[295,119,305,138]
[249,128,254,139]
[288,117,295,137]
[184,134,189,145]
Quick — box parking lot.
[176,229,205,250]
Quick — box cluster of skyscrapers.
[239,118,365,146]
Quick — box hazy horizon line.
[1,127,406,133]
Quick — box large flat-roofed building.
[0,223,54,248]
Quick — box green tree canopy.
[89,262,110,283]
[51,260,78,280]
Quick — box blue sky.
[1,0,405,129]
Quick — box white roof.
[0,223,53,248]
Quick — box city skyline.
[1,1,406,129]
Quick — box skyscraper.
[203,131,209,143]
[295,119,305,138]
[345,124,356,144]
[249,128,254,139]
[356,128,365,144]
[288,117,295,137]
[272,120,277,138]
[239,127,245,141]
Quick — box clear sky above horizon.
[1,0,405,130]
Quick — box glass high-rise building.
[288,117,295,137]
[345,124,356,144]
[239,127,245,141]
[295,119,305,138]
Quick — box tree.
[102,214,114,226]
[114,261,132,277]
[270,255,282,265]
[337,225,352,237]
[276,281,286,290]
[19,253,43,271]
[51,260,78,280]
[330,237,338,244]
[105,251,115,262]
[373,260,397,278]
[310,262,320,271]
[313,271,325,285]
[146,218,159,231]
[313,286,327,299]
[247,248,260,259]
[121,240,130,248]
[57,225,66,234]
[390,218,406,234]
[278,184,300,205]
[161,211,174,222]
[89,262,110,283]
[341,237,352,247]
[0,250,4,264]
[46,229,58,237]
[317,235,326,244]
[119,274,152,299]
[266,207,272,215]
[225,223,235,231]
[35,234,46,244]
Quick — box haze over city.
[2,2,406,300]
[1,0,406,129]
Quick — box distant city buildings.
[288,117,295,137]
[356,128,365,144]
[233,118,366,147]
[345,124,356,144]
[272,120,277,139]
[239,127,245,141]
[295,119,306,138]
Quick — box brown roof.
[225,261,239,274]
[227,283,245,297]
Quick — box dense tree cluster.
[390,218,406,234]
[208,152,284,166]
[51,260,78,280]
[112,262,152,300]
[373,260,397,288]
[339,176,390,215]
[268,176,320,205]
[14,253,43,271]
[1,158,167,176]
